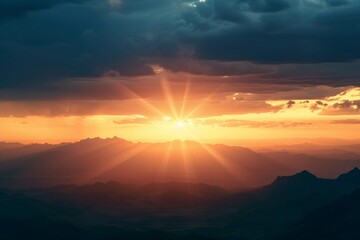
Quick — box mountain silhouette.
[0,217,217,240]
[215,169,360,240]
[1,138,359,190]
[273,170,318,183]
[261,151,360,178]
[0,143,55,161]
[2,138,360,239]
[335,167,360,192]
[0,142,24,150]
[2,169,360,240]
[337,167,360,182]
[0,138,293,189]
[277,188,360,240]
[26,181,229,210]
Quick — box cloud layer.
[0,0,360,93]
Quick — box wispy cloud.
[113,115,150,125]
[331,119,360,124]
[198,119,312,128]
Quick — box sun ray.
[156,141,174,180]
[184,91,218,119]
[118,76,235,173]
[198,143,241,180]
[160,74,179,120]
[85,143,151,182]
[180,140,197,195]
[180,78,191,120]
[121,85,166,117]
[183,130,242,182]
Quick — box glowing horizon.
[1,73,359,144]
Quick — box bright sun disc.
[176,121,185,128]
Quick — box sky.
[0,0,360,144]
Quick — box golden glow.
[176,120,186,129]
[163,116,172,121]
[0,70,359,144]
[1,70,359,192]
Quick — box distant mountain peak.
[337,167,360,181]
[294,170,317,179]
[273,170,318,185]
[78,137,131,145]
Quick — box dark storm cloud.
[0,0,90,21]
[261,61,360,86]
[325,0,351,7]
[147,59,275,76]
[146,59,360,87]
[237,0,292,13]
[185,0,360,64]
[0,0,360,100]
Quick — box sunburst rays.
[156,141,174,180]
[84,143,151,182]
[110,67,240,185]
[160,71,180,120]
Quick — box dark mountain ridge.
[2,169,360,240]
[277,188,360,240]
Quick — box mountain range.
[0,168,360,239]
[0,138,359,189]
[1,138,360,239]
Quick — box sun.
[176,120,186,129]
[120,66,213,140]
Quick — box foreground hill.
[2,169,360,240]
[0,217,216,240]
[207,168,360,240]
[277,188,360,240]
